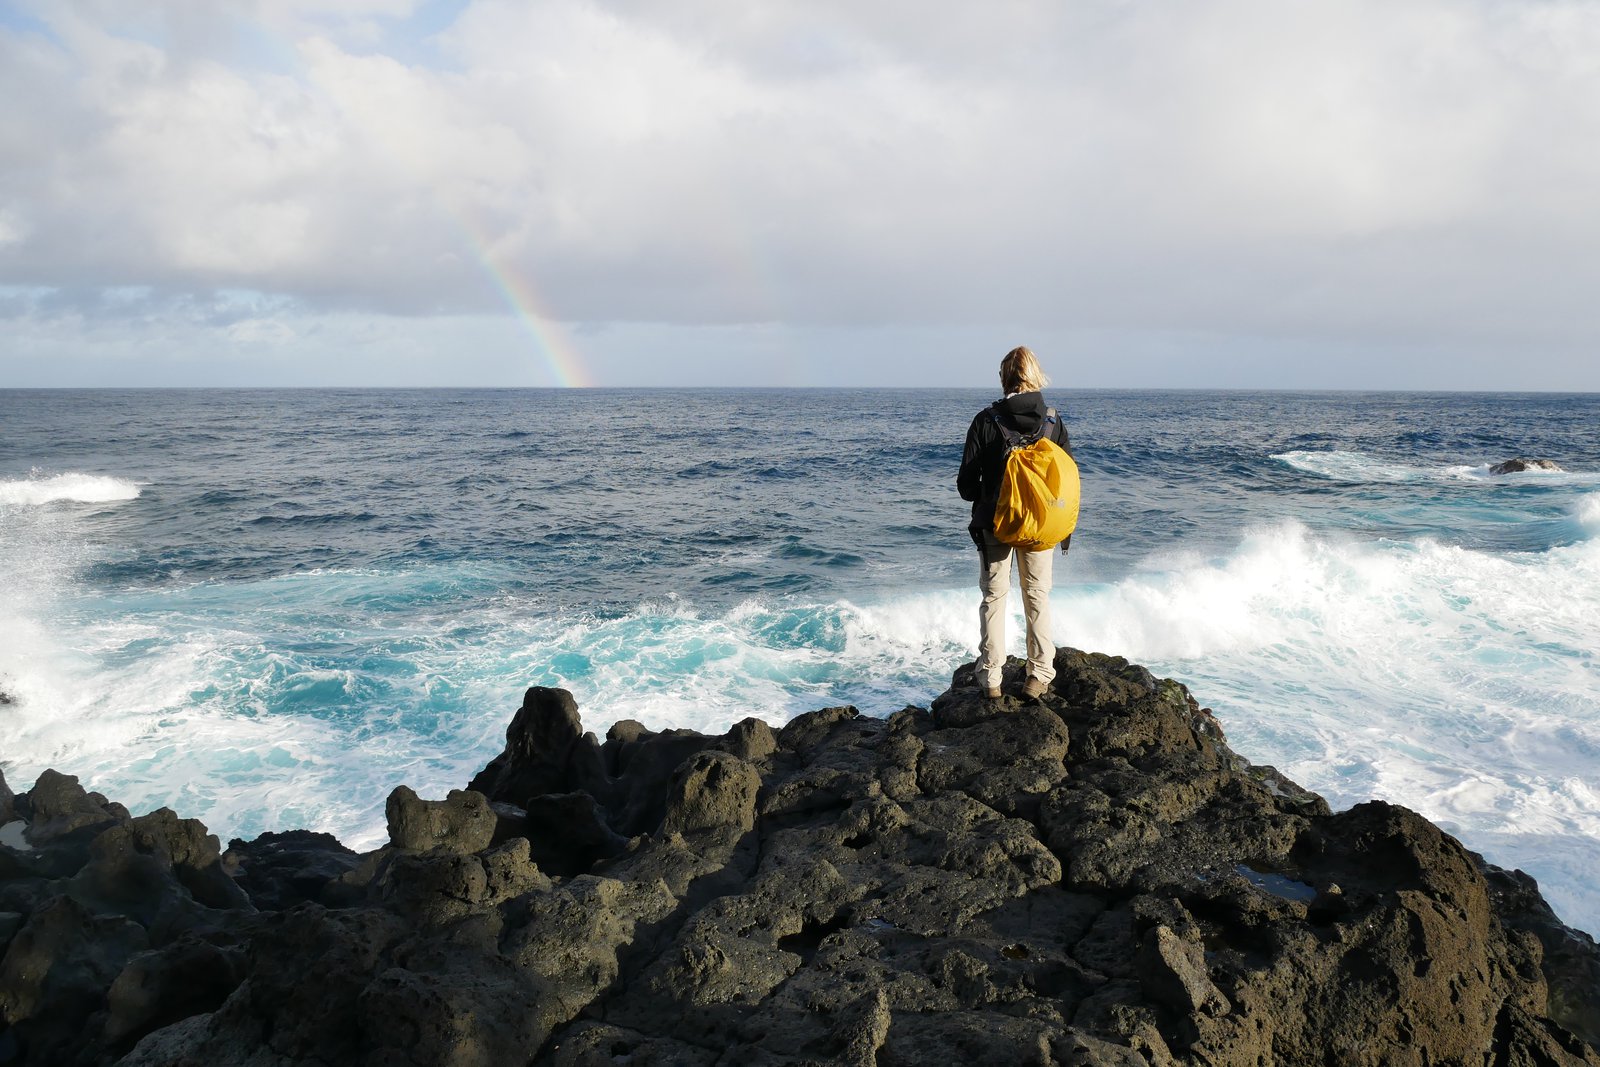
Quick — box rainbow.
[451,214,595,388]
[249,19,598,388]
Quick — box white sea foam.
[0,483,108,715]
[3,517,1599,933]
[1063,517,1600,931]
[1275,449,1598,485]
[0,566,985,849]
[1577,495,1600,536]
[0,471,142,506]
[1275,449,1427,482]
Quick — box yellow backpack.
[991,407,1080,550]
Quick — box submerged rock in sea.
[2,648,1598,1066]
[1490,457,1565,474]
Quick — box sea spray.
[1087,518,1600,931]
[0,570,986,848]
[1577,495,1600,536]
[0,472,138,714]
[0,470,143,507]
[4,387,1599,935]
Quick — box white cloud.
[3,0,1600,384]
[0,207,26,247]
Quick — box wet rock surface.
[1,648,1597,1066]
[1490,457,1566,474]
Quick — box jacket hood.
[996,391,1047,435]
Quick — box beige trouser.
[977,531,1055,690]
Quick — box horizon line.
[4,384,1600,396]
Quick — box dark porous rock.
[488,799,528,844]
[660,750,761,836]
[716,716,779,762]
[0,768,13,827]
[1138,924,1231,1018]
[0,895,148,1063]
[355,948,556,1067]
[222,829,362,910]
[544,1021,721,1067]
[468,687,720,843]
[0,788,257,1062]
[1486,861,1600,1051]
[120,808,250,912]
[6,647,1600,1066]
[468,686,590,802]
[23,769,123,846]
[67,808,251,936]
[103,935,247,1050]
[523,792,627,877]
[374,846,504,926]
[385,785,497,854]
[1491,457,1565,474]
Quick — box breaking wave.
[1274,449,1598,485]
[0,471,142,506]
[3,514,1598,937]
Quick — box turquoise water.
[3,387,1598,933]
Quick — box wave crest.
[1577,496,1600,537]
[5,521,1599,932]
[1274,449,1595,485]
[0,472,142,506]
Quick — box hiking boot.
[1020,677,1049,701]
[983,687,1003,700]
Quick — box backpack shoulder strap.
[991,404,1059,449]
[988,404,1026,450]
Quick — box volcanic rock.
[23,770,125,847]
[0,896,149,1063]
[1,648,1597,1067]
[1490,457,1565,474]
[385,785,496,855]
[102,936,246,1047]
[221,829,361,911]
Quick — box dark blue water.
[3,388,1599,932]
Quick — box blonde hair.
[999,346,1049,394]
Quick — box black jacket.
[957,391,1073,553]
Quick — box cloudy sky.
[3,0,1599,389]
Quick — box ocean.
[3,387,1598,935]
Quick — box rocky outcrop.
[0,773,251,1065]
[1,649,1597,1066]
[1490,457,1565,474]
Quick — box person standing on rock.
[957,346,1073,701]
